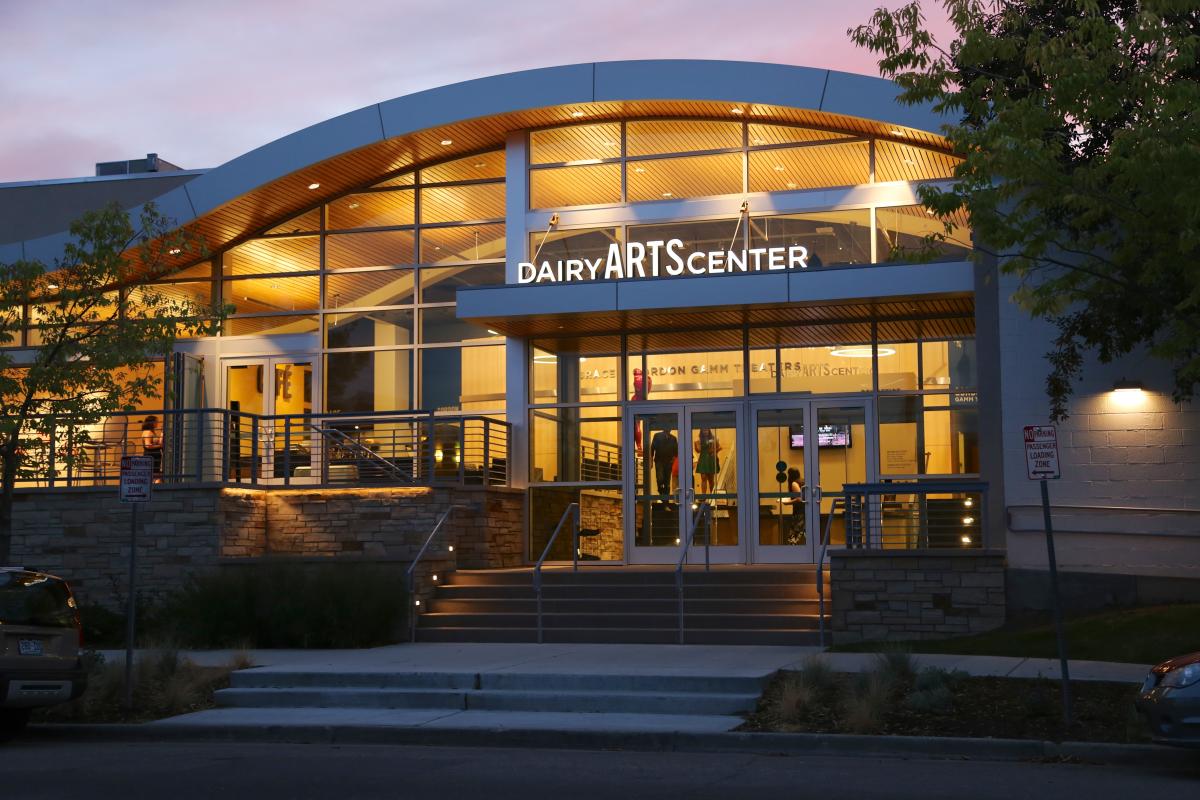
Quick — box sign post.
[119,456,153,711]
[1023,425,1072,730]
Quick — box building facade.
[2,61,1196,630]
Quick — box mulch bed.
[740,671,1149,744]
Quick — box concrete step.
[230,671,478,690]
[415,627,823,645]
[435,583,819,600]
[215,686,467,709]
[215,686,757,716]
[448,568,820,586]
[428,597,822,615]
[416,612,821,630]
[230,670,766,696]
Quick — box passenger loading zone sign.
[119,456,154,502]
[1023,425,1061,480]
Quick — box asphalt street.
[0,740,1195,799]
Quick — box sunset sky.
[0,0,953,182]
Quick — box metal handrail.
[675,501,713,645]
[314,424,413,483]
[816,497,845,649]
[404,504,462,642]
[533,502,580,644]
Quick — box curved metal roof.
[5,60,947,269]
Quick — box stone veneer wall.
[830,550,1006,644]
[8,485,524,609]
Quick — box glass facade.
[8,108,976,564]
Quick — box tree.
[0,202,226,563]
[851,0,1200,419]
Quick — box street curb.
[24,723,1198,769]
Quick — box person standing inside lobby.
[650,426,678,503]
[694,427,720,498]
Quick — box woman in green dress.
[694,428,720,497]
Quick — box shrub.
[842,669,893,734]
[773,674,816,723]
[36,648,243,723]
[905,685,955,713]
[796,655,838,696]
[157,562,405,649]
[873,649,917,687]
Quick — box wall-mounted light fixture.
[1111,378,1147,407]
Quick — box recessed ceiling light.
[786,182,797,189]
[773,164,785,172]
[570,111,585,118]
[662,191,673,198]
[440,139,453,146]
[633,166,645,173]
[730,107,744,115]
[889,129,905,136]
[348,202,360,209]
[473,162,486,168]
[168,247,181,255]
[307,182,320,190]
[751,138,764,145]
[903,159,916,166]
[487,329,499,335]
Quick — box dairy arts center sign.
[516,239,809,285]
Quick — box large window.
[135,150,508,417]
[528,119,962,211]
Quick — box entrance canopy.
[458,260,973,347]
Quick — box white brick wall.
[996,270,1200,578]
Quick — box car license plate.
[18,639,43,656]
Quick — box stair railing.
[404,504,463,642]
[816,497,845,649]
[675,501,713,645]
[533,502,580,644]
[314,424,413,484]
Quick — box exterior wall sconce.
[1112,378,1145,393]
[1111,378,1147,407]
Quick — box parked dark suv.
[1,568,88,738]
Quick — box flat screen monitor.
[790,424,851,449]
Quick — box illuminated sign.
[517,239,808,285]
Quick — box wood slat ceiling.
[144,99,956,278]
[325,230,416,269]
[327,190,414,230]
[479,293,974,345]
[420,224,506,264]
[222,236,319,275]
[530,163,621,208]
[530,123,623,164]
[626,120,744,156]
[626,153,743,202]
[419,183,505,224]
[326,269,415,307]
[748,141,870,193]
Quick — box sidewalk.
[64,644,1174,765]
[98,643,1152,684]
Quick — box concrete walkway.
[90,644,1154,738]
[99,642,1152,683]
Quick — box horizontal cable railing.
[840,481,989,550]
[8,408,511,490]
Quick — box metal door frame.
[624,399,747,564]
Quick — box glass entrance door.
[626,403,744,564]
[224,356,316,482]
[751,398,873,563]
